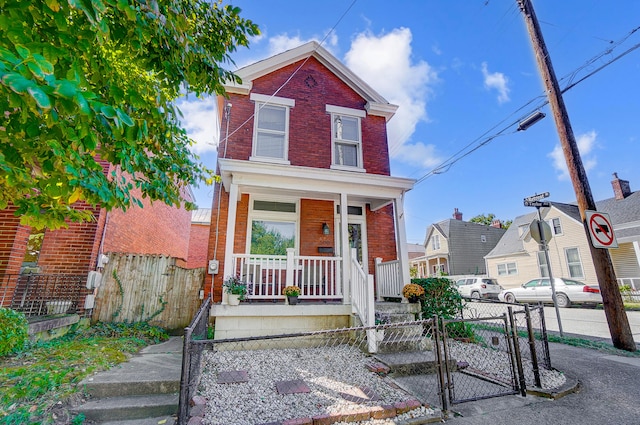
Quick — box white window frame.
[497,262,518,276]
[564,247,584,279]
[250,93,294,164]
[326,105,366,172]
[246,195,299,256]
[431,234,440,250]
[548,217,563,235]
[537,251,549,277]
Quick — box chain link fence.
[178,300,563,424]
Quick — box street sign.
[524,200,550,208]
[524,192,550,202]
[530,219,552,244]
[585,210,618,249]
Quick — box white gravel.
[198,345,434,425]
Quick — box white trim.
[248,156,291,166]
[326,104,366,117]
[251,101,291,162]
[330,164,366,173]
[250,93,295,107]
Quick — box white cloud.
[267,31,338,57]
[344,28,438,157]
[394,142,443,169]
[549,130,598,180]
[176,96,219,155]
[481,62,510,104]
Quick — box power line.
[412,25,640,186]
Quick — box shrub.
[412,277,463,319]
[0,307,29,356]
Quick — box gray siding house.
[411,208,507,277]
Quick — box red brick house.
[206,42,415,338]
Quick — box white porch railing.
[375,258,402,299]
[351,249,377,353]
[231,249,342,300]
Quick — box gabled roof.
[596,190,640,241]
[224,41,398,121]
[485,212,534,258]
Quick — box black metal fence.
[178,294,211,424]
[0,273,93,317]
[177,300,560,424]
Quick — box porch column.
[633,241,640,290]
[394,196,410,286]
[340,192,350,304]
[221,183,239,305]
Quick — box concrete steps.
[373,301,429,353]
[73,337,183,424]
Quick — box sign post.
[524,192,564,337]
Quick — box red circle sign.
[589,213,614,246]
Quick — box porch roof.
[218,158,415,209]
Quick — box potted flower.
[283,285,301,305]
[402,283,425,303]
[223,275,248,306]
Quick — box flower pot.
[228,293,241,306]
[287,295,299,305]
[408,296,420,304]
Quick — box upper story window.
[250,93,294,163]
[431,234,440,250]
[549,217,562,235]
[326,105,366,171]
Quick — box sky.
[180,0,640,245]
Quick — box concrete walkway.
[76,337,183,425]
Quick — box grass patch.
[0,322,168,425]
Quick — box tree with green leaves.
[0,0,259,229]
[469,213,512,230]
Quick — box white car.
[455,277,503,300]
[498,277,602,308]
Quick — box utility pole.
[517,0,636,351]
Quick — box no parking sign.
[585,210,618,249]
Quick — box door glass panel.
[348,223,363,264]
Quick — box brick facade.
[187,223,210,269]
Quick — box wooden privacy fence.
[93,253,206,330]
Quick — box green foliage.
[445,321,479,342]
[469,213,512,230]
[412,277,464,319]
[0,308,28,357]
[250,221,295,255]
[0,322,161,424]
[0,0,259,229]
[223,275,248,300]
[619,284,632,293]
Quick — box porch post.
[394,196,410,286]
[285,247,295,285]
[633,241,640,290]
[221,183,239,305]
[340,192,350,304]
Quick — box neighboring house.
[411,208,506,278]
[485,173,640,290]
[187,208,212,269]
[0,179,199,319]
[205,42,415,338]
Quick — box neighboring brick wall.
[300,199,335,256]
[186,223,210,269]
[102,190,191,261]
[221,57,391,176]
[0,206,30,276]
[366,204,397,276]
[37,202,104,274]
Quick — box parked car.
[455,277,503,300]
[498,277,602,308]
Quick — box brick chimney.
[491,219,502,228]
[611,172,631,200]
[453,208,463,220]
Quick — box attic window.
[481,235,487,243]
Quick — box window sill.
[249,156,291,166]
[330,164,366,173]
